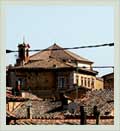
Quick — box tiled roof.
[102,72,114,78]
[11,89,114,120]
[16,57,75,69]
[6,93,29,102]
[13,43,95,70]
[13,59,97,74]
[13,100,62,118]
[76,89,114,116]
[30,43,93,64]
[64,50,93,64]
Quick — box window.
[81,76,83,86]
[91,78,94,88]
[58,77,65,88]
[84,77,87,87]
[88,78,90,87]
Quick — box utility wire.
[92,66,114,68]
[79,66,114,69]
[6,43,114,53]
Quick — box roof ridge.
[29,43,93,64]
[29,43,61,59]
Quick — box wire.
[92,66,114,69]
[76,66,114,69]
[6,43,114,53]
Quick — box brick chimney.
[16,42,30,66]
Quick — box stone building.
[102,73,114,89]
[7,42,103,99]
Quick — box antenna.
[23,36,25,44]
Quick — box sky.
[6,5,114,77]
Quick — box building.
[102,73,114,89]
[95,77,104,90]
[7,42,103,99]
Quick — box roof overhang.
[7,66,98,76]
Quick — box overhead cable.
[6,42,114,53]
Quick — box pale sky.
[6,5,114,77]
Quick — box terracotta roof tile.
[6,93,29,102]
[30,43,93,64]
[15,58,75,69]
[14,44,94,69]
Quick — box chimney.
[16,42,30,66]
[27,103,32,119]
[25,44,30,63]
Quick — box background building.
[102,73,114,89]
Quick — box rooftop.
[30,43,93,64]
